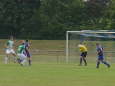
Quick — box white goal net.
[66,30,115,63]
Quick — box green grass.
[0,62,114,86]
[0,40,115,86]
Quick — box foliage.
[0,0,115,39]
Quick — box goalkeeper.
[78,43,88,66]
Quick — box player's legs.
[19,54,27,66]
[5,49,10,64]
[96,60,100,68]
[21,59,27,66]
[17,57,21,64]
[79,52,84,66]
[27,57,31,66]
[25,50,31,66]
[10,49,17,63]
[5,49,17,63]
[5,54,9,64]
[82,52,87,66]
[11,53,17,63]
[79,56,83,66]
[96,55,103,68]
[101,60,110,68]
[83,57,87,66]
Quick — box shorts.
[17,53,27,60]
[6,49,15,54]
[98,55,104,60]
[81,52,87,57]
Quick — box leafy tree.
[0,0,40,38]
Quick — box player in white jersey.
[5,36,16,64]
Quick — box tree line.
[0,0,114,39]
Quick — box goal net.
[66,30,115,63]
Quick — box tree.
[0,0,40,38]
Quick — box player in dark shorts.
[78,44,88,66]
[96,43,110,68]
[80,52,87,66]
[24,40,31,66]
[81,52,87,58]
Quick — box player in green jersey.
[5,36,16,64]
[17,40,27,66]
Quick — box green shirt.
[17,44,25,54]
[7,40,14,49]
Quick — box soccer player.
[96,43,110,68]
[5,36,16,64]
[24,40,31,66]
[17,40,27,66]
[78,43,88,66]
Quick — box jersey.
[7,40,14,49]
[24,42,30,50]
[78,45,87,52]
[96,46,103,56]
[17,44,25,54]
[24,42,31,57]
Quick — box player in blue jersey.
[96,43,110,68]
[24,40,31,66]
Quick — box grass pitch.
[0,62,114,86]
[0,40,114,86]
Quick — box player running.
[5,36,16,64]
[17,40,27,66]
[24,40,31,66]
[78,43,88,66]
[96,43,110,68]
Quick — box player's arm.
[97,48,102,55]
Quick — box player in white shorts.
[5,36,16,64]
[17,40,27,66]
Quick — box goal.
[66,30,115,63]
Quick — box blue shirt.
[96,46,103,56]
[24,42,30,50]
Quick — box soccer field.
[0,40,115,86]
[0,62,114,86]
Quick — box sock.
[102,61,110,67]
[83,58,87,66]
[96,61,100,68]
[80,58,82,65]
[29,60,31,66]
